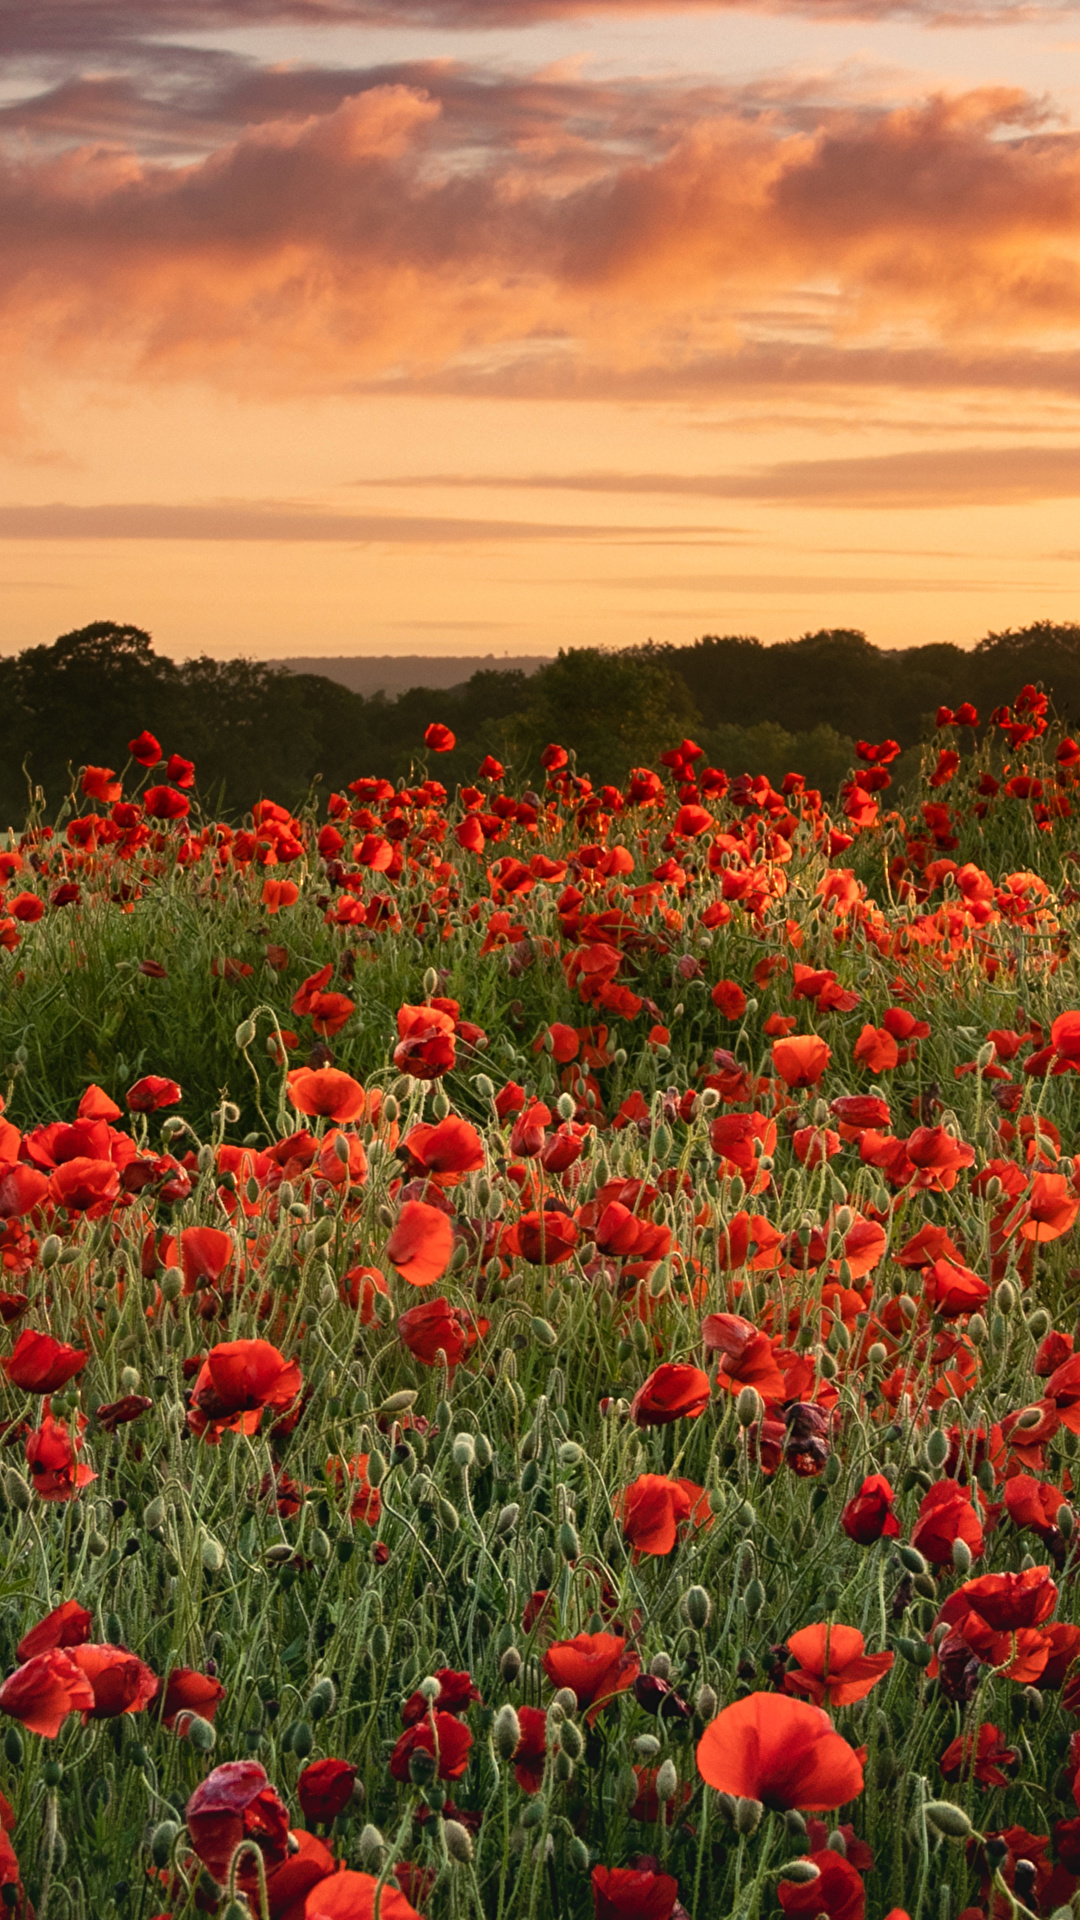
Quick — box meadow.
[0,688,1079,1920]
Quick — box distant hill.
[280,653,549,697]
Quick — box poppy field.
[3,690,1080,1920]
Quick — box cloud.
[0,500,744,540]
[0,64,1078,408]
[358,444,1080,504]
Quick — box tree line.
[2,618,1079,820]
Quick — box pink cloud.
[0,72,1078,403]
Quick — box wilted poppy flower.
[16,1599,92,1662]
[69,1643,158,1719]
[3,1329,87,1394]
[630,1364,710,1427]
[158,1667,226,1731]
[385,1200,454,1288]
[0,1648,96,1738]
[778,1851,866,1920]
[841,1475,900,1545]
[186,1760,291,1885]
[25,1406,96,1501]
[542,1633,641,1723]
[911,1480,984,1566]
[615,1474,711,1557]
[95,1393,153,1433]
[696,1692,864,1810]
[784,1625,893,1707]
[297,1758,357,1826]
[940,1723,1018,1789]
[287,1067,367,1124]
[304,1869,422,1919]
[591,1865,678,1920]
[187,1339,302,1442]
[389,1710,473,1782]
[126,1075,182,1113]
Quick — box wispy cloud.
[0,500,748,540]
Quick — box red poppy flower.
[263,1828,335,1917]
[591,1865,678,1920]
[911,1481,984,1566]
[393,1005,457,1081]
[512,1705,549,1793]
[385,1201,454,1288]
[0,1648,95,1737]
[940,1723,1018,1789]
[16,1599,92,1662]
[841,1475,900,1544]
[180,1226,235,1294]
[389,1710,473,1782]
[143,785,190,821]
[82,765,122,803]
[542,1633,641,1724]
[424,723,456,753]
[95,1393,153,1432]
[630,1363,710,1427]
[187,1339,302,1442]
[159,1667,226,1731]
[185,1760,291,1886]
[772,1035,831,1089]
[696,1692,864,1810]
[1018,1173,1080,1243]
[502,1210,579,1266]
[126,1075,182,1112]
[615,1475,711,1557]
[778,1851,865,1920]
[25,1406,96,1501]
[304,1869,422,1919]
[327,1452,381,1526]
[398,1297,485,1373]
[69,1644,158,1719]
[7,892,44,923]
[297,1758,357,1827]
[48,1158,120,1213]
[166,752,195,788]
[784,1625,893,1708]
[128,730,161,766]
[703,1314,787,1399]
[946,1565,1057,1633]
[400,1117,485,1181]
[2,1329,87,1393]
[287,1068,367,1123]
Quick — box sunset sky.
[1,0,1079,663]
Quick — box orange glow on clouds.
[0,0,1077,657]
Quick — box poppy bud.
[656,1760,679,1803]
[996,1280,1016,1313]
[682,1585,712,1630]
[185,1715,216,1754]
[3,1729,23,1766]
[897,1544,928,1575]
[785,1811,808,1837]
[306,1678,336,1720]
[438,1499,461,1532]
[358,1825,386,1868]
[423,967,439,997]
[951,1537,972,1575]
[474,1075,495,1101]
[444,1818,474,1864]
[923,1801,972,1839]
[635,1734,661,1758]
[966,1312,987,1346]
[736,1797,764,1835]
[558,1522,579,1562]
[1021,1686,1044,1723]
[867,1342,888,1367]
[736,1386,763,1427]
[559,1719,583,1761]
[494,1703,522,1759]
[552,1688,578,1715]
[150,1819,180,1868]
[3,1471,31,1512]
[1026,1307,1051,1338]
[531,1318,558,1349]
[569,1837,591,1872]
[1059,1504,1074,1540]
[743,1579,765,1618]
[556,1093,576,1121]
[924,1431,949,1470]
[554,1749,574,1783]
[818,1350,839,1380]
[235,1019,257,1049]
[201,1537,225,1574]
[160,1268,184,1302]
[777,1861,821,1884]
[41,1236,62,1269]
[826,1829,846,1856]
[452,1435,476,1470]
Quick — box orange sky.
[1,0,1079,660]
